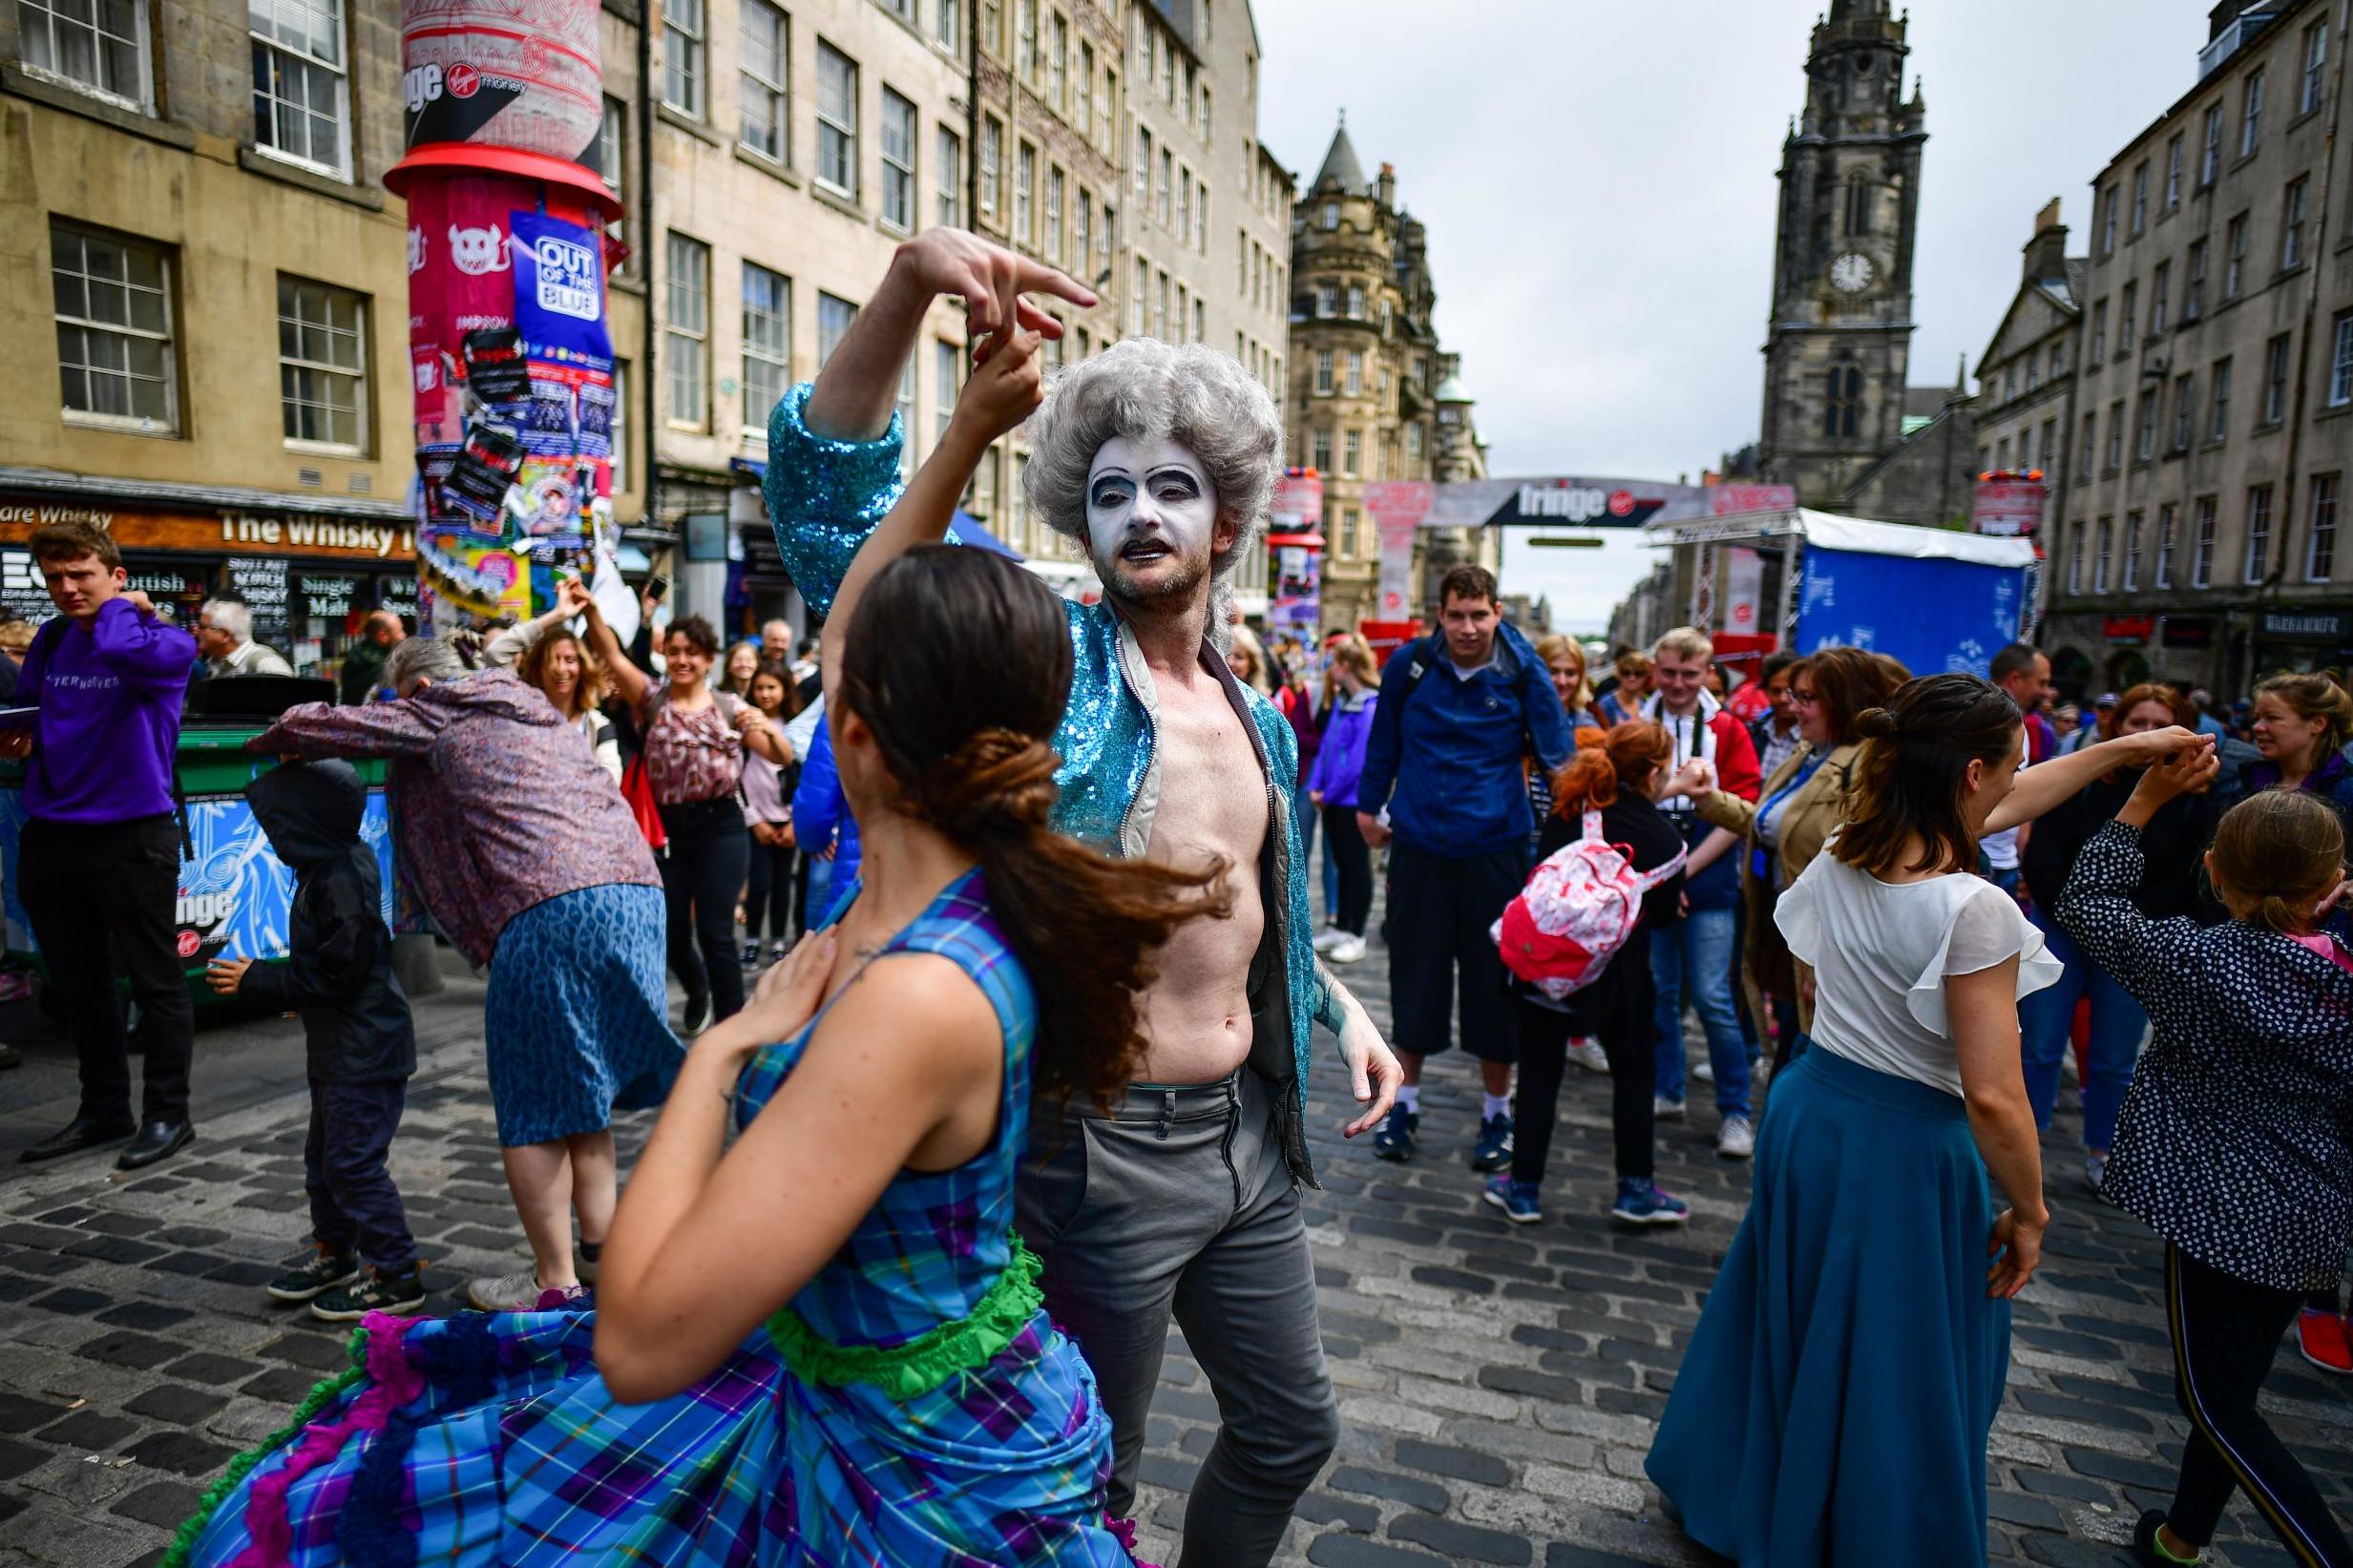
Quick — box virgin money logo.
[176,930,200,959]
[448,63,480,98]
[1607,490,1636,518]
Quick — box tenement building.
[2047,0,2353,696]
[1287,118,1491,631]
[0,0,433,677]
[1972,200,2087,494]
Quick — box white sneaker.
[1313,926,1347,953]
[1691,1057,1715,1085]
[2084,1153,2107,1194]
[1329,934,1367,964]
[1716,1114,1755,1160]
[468,1269,552,1312]
[1566,1036,1611,1075]
[1653,1095,1686,1120]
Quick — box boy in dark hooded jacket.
[207,760,422,1320]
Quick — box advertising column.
[1363,481,1435,650]
[390,0,622,631]
[1269,470,1325,638]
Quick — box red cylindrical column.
[388,0,621,630]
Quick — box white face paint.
[1085,436,1221,603]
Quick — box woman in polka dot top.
[2056,759,2353,1568]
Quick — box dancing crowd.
[5,226,2349,1568]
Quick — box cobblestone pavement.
[1,931,2346,1568]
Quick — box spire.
[1313,115,1366,196]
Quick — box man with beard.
[766,229,1401,1568]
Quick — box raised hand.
[949,328,1045,449]
[893,229,1096,343]
[2130,741,2220,805]
[2110,724,2211,768]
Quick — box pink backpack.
[1491,809,1686,1001]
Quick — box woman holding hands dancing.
[1648,673,2207,1568]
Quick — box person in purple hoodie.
[1305,635,1380,966]
[6,523,200,1169]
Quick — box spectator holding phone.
[6,522,200,1170]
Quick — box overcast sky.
[1252,0,2212,634]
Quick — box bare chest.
[1145,681,1269,871]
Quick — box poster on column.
[1272,545,1320,637]
[1364,482,1436,621]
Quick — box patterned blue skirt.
[484,883,682,1146]
[1646,1045,2011,1567]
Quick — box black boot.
[116,1119,194,1170]
[18,1114,137,1163]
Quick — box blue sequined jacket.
[763,384,1348,1185]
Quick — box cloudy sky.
[1252,0,2212,633]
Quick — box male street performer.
[767,229,1401,1568]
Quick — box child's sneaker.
[2297,1308,2353,1374]
[1481,1176,1543,1223]
[1611,1180,1690,1225]
[267,1244,361,1303]
[311,1266,427,1323]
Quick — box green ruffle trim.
[766,1232,1046,1399]
[155,1325,374,1568]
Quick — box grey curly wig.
[1022,339,1282,642]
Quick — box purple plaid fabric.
[181,870,1134,1567]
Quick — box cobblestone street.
[0,931,2346,1568]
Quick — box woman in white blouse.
[1646,672,2203,1568]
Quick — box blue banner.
[1796,546,2028,679]
[509,211,613,366]
[1,791,395,970]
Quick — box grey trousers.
[1017,1067,1338,1568]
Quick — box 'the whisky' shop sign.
[0,498,416,562]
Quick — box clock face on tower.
[1830,252,1877,295]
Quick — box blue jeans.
[1652,906,1752,1119]
[2017,912,2147,1151]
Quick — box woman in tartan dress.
[167,333,1217,1568]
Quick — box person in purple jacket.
[1306,635,1381,965]
[6,523,200,1169]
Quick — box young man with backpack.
[1356,565,1575,1167]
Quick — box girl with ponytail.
[2055,764,2353,1568]
[1487,721,1691,1227]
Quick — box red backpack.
[1491,809,1685,1000]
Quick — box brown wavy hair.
[515,625,610,721]
[1834,673,2025,877]
[1803,646,1909,745]
[2255,669,2353,757]
[1551,721,1672,818]
[834,546,1231,1113]
[2209,791,2347,934]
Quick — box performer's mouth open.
[1120,538,1173,565]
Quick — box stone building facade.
[2045,0,2353,697]
[1971,200,2087,494]
[0,0,429,674]
[1286,119,1492,632]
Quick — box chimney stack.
[2022,198,2069,284]
[1376,161,1396,210]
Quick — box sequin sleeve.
[761,382,908,619]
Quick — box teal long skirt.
[1646,1045,2010,1567]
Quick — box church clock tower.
[1758,0,1927,509]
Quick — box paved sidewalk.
[0,934,2346,1567]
